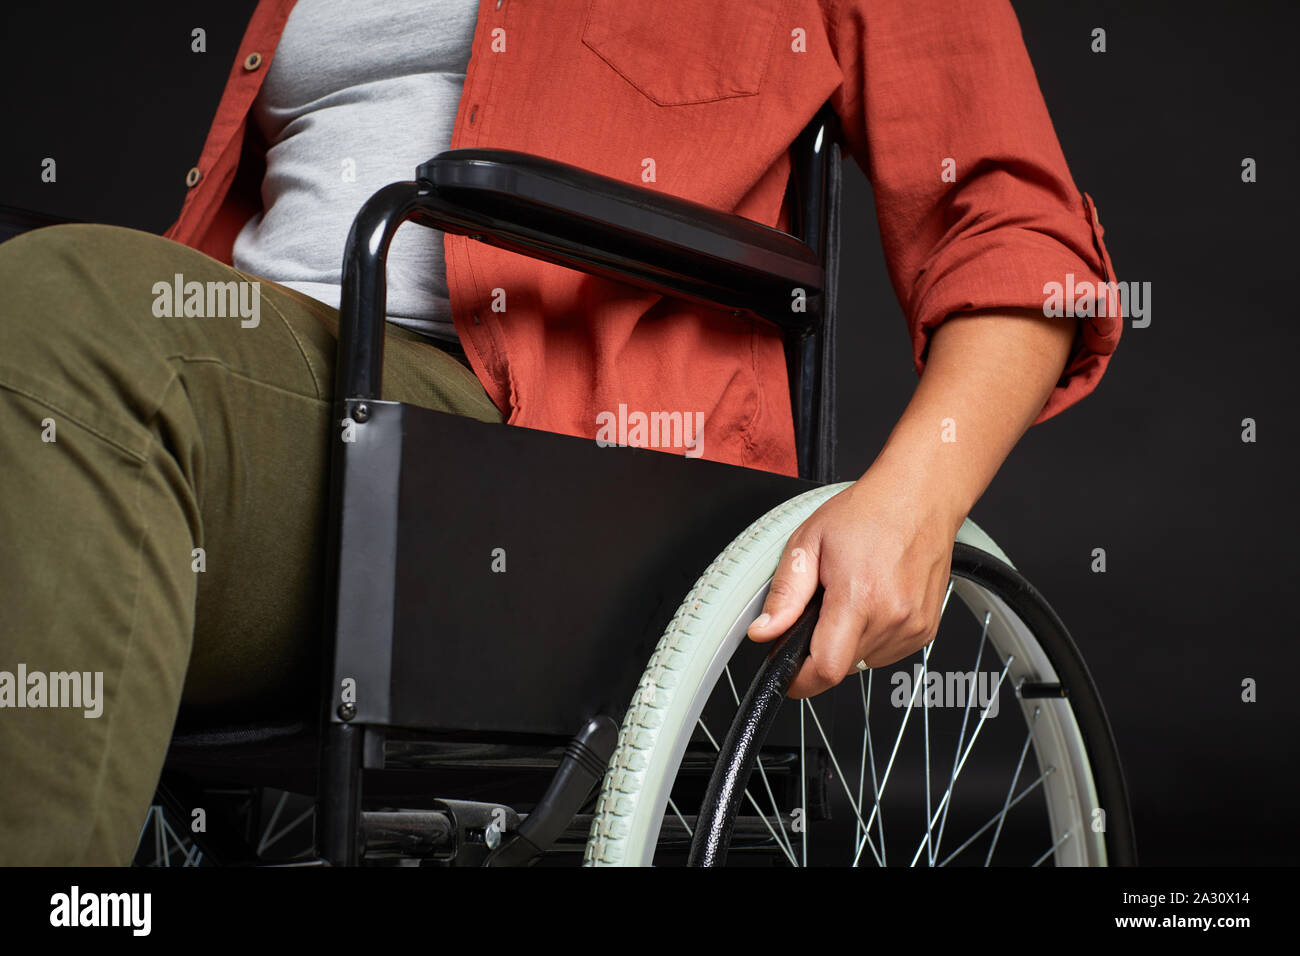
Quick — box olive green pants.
[0,223,502,864]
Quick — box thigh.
[173,263,502,717]
[184,270,503,715]
[1,222,501,719]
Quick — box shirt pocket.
[581,0,786,106]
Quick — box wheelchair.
[6,103,1134,867]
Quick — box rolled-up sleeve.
[819,0,1122,422]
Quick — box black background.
[1,1,1296,865]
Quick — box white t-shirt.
[232,0,480,344]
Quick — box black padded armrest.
[337,140,832,403]
[415,149,824,331]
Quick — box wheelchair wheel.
[584,483,1135,867]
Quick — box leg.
[0,223,500,864]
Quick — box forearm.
[865,308,1078,528]
[753,307,1079,685]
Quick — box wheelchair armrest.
[338,144,831,405]
[414,149,824,331]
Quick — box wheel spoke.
[937,765,1056,866]
[908,656,1014,867]
[851,650,926,865]
[259,806,314,854]
[805,700,884,866]
[159,812,196,866]
[932,610,992,863]
[257,790,289,856]
[919,581,956,867]
[135,807,155,865]
[856,698,868,861]
[922,639,933,866]
[1031,829,1072,867]
[666,796,693,838]
[157,808,170,867]
[799,703,808,867]
[859,670,885,866]
[855,670,886,866]
[985,707,1039,866]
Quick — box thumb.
[748,539,819,642]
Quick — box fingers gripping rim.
[584,482,855,866]
[584,483,1019,866]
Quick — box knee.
[0,224,180,450]
[0,221,114,273]
[0,223,158,364]
[0,222,144,302]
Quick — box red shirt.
[164,0,1121,477]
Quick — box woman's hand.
[746,307,1080,697]
[746,461,963,698]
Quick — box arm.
[743,0,1122,695]
[870,307,1077,526]
[748,306,1076,695]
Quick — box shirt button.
[185,167,202,187]
[243,51,263,71]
